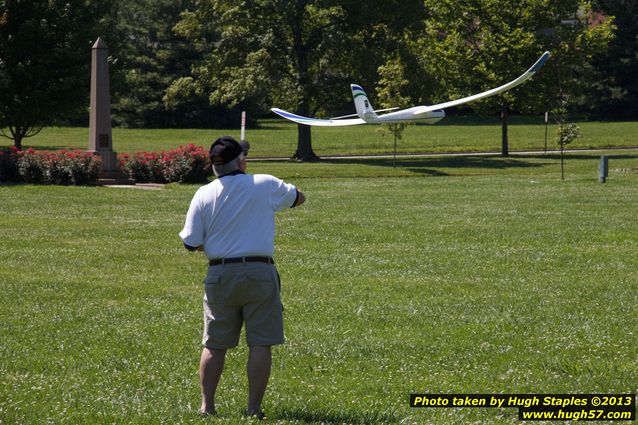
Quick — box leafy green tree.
[588,0,638,118]
[416,0,614,156]
[173,0,425,161]
[0,0,114,149]
[111,0,217,128]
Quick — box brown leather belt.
[209,256,274,266]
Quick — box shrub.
[0,148,102,185]
[54,150,102,185]
[16,149,46,183]
[162,144,211,183]
[119,144,211,184]
[119,151,166,183]
[0,147,21,182]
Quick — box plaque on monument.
[98,134,110,149]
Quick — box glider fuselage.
[361,107,445,125]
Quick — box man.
[179,136,305,419]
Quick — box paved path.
[249,146,638,161]
[103,182,166,190]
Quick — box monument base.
[97,170,135,186]
[89,149,135,185]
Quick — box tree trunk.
[290,0,318,162]
[500,104,509,157]
[294,124,318,162]
[11,127,24,151]
[290,87,317,161]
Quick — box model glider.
[272,51,550,126]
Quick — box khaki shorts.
[202,262,284,349]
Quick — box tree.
[0,0,114,149]
[556,122,582,180]
[111,0,219,128]
[587,0,638,119]
[173,0,425,161]
[416,0,614,156]
[376,58,412,166]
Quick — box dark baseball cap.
[209,136,250,165]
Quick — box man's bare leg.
[199,347,226,414]
[246,345,271,416]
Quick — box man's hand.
[293,190,305,207]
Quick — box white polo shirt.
[179,173,298,259]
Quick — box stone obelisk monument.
[88,37,130,184]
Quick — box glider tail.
[351,85,378,121]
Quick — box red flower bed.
[0,147,102,185]
[1,144,211,185]
[119,144,211,183]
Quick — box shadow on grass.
[430,115,544,126]
[16,145,83,151]
[273,407,400,424]
[321,155,546,176]
[524,153,638,161]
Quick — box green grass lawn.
[4,117,638,158]
[1,151,637,424]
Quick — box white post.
[240,111,246,140]
[544,111,548,153]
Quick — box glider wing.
[414,51,550,114]
[271,108,366,127]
